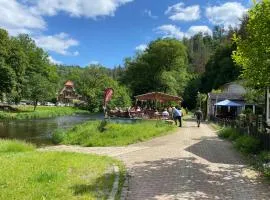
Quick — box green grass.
[53,120,176,147]
[0,139,124,200]
[0,139,35,153]
[0,106,89,120]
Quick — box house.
[57,80,83,104]
[207,82,256,119]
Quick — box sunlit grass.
[0,139,123,200]
[0,106,88,120]
[53,120,176,147]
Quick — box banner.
[104,88,114,106]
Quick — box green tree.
[122,38,189,96]
[233,0,270,88]
[0,59,15,99]
[26,74,55,111]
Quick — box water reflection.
[0,114,103,145]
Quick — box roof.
[65,80,74,86]
[215,99,242,107]
[134,92,182,102]
[208,93,245,101]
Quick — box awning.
[215,99,242,107]
[134,92,182,103]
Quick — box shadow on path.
[127,157,270,200]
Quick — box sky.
[0,0,252,68]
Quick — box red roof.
[65,80,74,86]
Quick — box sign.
[104,88,114,106]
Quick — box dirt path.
[41,121,270,200]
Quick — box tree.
[233,0,270,88]
[0,59,15,99]
[77,66,131,112]
[122,38,189,96]
[26,74,55,111]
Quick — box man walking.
[195,108,203,127]
[172,107,182,127]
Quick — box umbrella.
[215,99,242,107]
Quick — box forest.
[0,1,268,113]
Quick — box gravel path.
[41,121,270,200]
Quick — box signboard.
[104,88,114,106]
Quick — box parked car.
[44,102,55,106]
[56,102,65,107]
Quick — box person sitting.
[162,109,169,120]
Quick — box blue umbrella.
[215,99,242,107]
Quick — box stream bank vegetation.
[0,139,124,200]
[0,106,89,120]
[52,120,176,146]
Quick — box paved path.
[42,121,270,200]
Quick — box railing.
[211,115,270,150]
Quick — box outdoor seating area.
[108,92,182,120]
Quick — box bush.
[234,136,261,154]
[0,139,35,153]
[218,127,234,139]
[51,129,66,144]
[228,130,241,141]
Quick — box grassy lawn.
[0,106,89,120]
[0,140,123,200]
[52,120,176,147]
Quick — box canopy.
[134,92,182,103]
[215,99,242,107]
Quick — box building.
[57,80,83,104]
[207,82,256,119]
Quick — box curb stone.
[108,165,120,200]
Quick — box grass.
[52,120,176,147]
[0,139,124,200]
[0,106,89,120]
[217,127,270,179]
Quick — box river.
[0,114,104,146]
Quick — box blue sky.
[0,0,251,67]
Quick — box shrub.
[51,129,66,144]
[228,129,241,141]
[0,139,35,153]
[234,136,261,154]
[218,127,234,139]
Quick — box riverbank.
[52,120,176,147]
[0,139,124,199]
[0,106,89,120]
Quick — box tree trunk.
[34,99,38,111]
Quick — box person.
[172,107,182,127]
[162,108,169,120]
[194,108,203,127]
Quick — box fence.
[210,115,270,151]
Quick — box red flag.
[104,88,114,106]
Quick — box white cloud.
[0,0,46,35]
[30,0,134,19]
[155,25,185,39]
[186,26,212,37]
[89,60,99,65]
[206,2,248,29]
[165,2,200,21]
[73,51,80,56]
[144,9,158,19]
[135,44,147,51]
[155,25,212,39]
[34,32,79,55]
[48,56,62,65]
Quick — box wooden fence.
[211,115,270,151]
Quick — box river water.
[0,114,104,145]
[0,114,140,146]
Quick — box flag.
[104,88,114,106]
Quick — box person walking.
[194,108,203,127]
[172,107,182,127]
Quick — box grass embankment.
[218,127,270,179]
[0,106,89,120]
[53,120,176,147]
[0,139,124,200]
